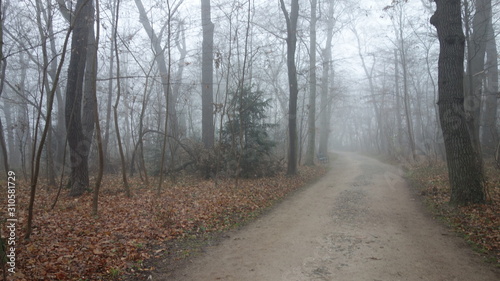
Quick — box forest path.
[161,152,500,281]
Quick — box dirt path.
[161,152,500,281]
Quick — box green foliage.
[108,267,122,279]
[221,87,279,178]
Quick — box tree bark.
[394,49,403,152]
[65,0,92,196]
[103,0,116,165]
[173,21,187,137]
[113,0,131,197]
[0,3,8,174]
[305,0,317,166]
[35,0,57,185]
[82,23,97,147]
[17,52,31,178]
[47,5,67,170]
[465,0,489,155]
[201,0,215,148]
[430,0,485,205]
[3,98,17,168]
[92,0,104,215]
[319,0,334,158]
[480,1,497,155]
[280,0,299,175]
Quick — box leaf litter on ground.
[407,161,500,267]
[0,165,326,280]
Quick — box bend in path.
[163,152,500,281]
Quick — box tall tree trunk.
[3,96,17,168]
[0,1,6,274]
[352,26,382,154]
[480,2,497,155]
[47,2,67,171]
[18,52,31,178]
[82,24,97,148]
[158,33,172,193]
[103,0,116,165]
[92,0,104,215]
[394,49,403,152]
[399,29,416,160]
[113,0,131,197]
[130,68,153,184]
[201,0,215,148]
[26,0,74,239]
[134,0,179,138]
[0,3,8,174]
[280,0,299,175]
[465,0,489,156]
[173,21,187,137]
[305,0,317,166]
[319,0,335,157]
[65,0,93,196]
[35,0,57,185]
[390,5,416,159]
[430,0,485,205]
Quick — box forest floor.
[151,152,500,281]
[406,159,500,267]
[2,163,326,280]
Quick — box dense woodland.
[0,0,499,279]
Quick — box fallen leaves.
[1,165,326,280]
[408,162,500,267]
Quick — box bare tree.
[103,0,117,165]
[157,1,177,193]
[464,0,489,156]
[480,1,498,155]
[134,0,181,137]
[26,0,74,239]
[430,0,485,205]
[318,0,335,158]
[0,0,8,175]
[82,6,98,145]
[92,0,104,214]
[280,0,299,175]
[129,63,155,183]
[0,0,6,275]
[392,3,417,160]
[113,0,131,197]
[305,0,317,166]
[394,49,404,152]
[201,0,215,148]
[65,0,93,196]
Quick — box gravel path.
[160,152,500,281]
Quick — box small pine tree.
[221,87,278,178]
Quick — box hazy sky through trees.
[3,0,498,172]
[106,0,429,90]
